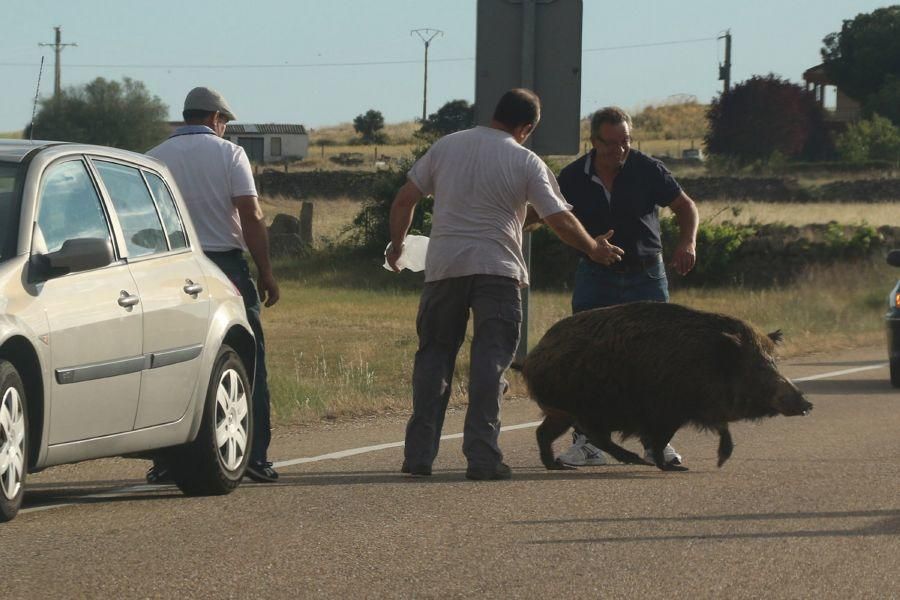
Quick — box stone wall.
[255,170,900,203]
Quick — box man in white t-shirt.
[147,86,280,483]
[387,88,623,480]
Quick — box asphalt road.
[3,346,898,599]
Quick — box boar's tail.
[508,361,523,372]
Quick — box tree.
[862,75,900,125]
[26,77,169,151]
[822,6,900,121]
[353,109,387,144]
[835,114,900,163]
[705,74,831,163]
[419,99,475,138]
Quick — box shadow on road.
[23,482,181,511]
[19,467,667,513]
[519,509,900,544]
[797,378,894,396]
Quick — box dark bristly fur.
[517,302,812,472]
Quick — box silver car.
[0,140,256,522]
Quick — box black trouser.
[404,275,522,470]
[206,250,272,465]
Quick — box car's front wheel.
[170,345,252,496]
[0,360,27,522]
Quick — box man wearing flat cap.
[147,86,281,483]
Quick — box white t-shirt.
[147,126,257,252]
[408,126,571,286]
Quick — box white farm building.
[224,123,309,163]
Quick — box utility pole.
[411,28,443,121]
[39,26,77,97]
[718,29,732,94]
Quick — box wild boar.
[518,302,812,471]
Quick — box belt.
[205,248,243,258]
[598,252,662,273]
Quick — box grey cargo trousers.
[404,274,522,470]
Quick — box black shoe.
[245,461,279,483]
[145,464,172,484]
[401,460,432,477]
[465,462,512,481]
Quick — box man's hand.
[257,271,280,307]
[670,241,696,276]
[386,241,404,273]
[587,230,625,266]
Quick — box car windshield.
[0,162,22,262]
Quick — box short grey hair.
[590,107,632,140]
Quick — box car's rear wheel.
[0,360,27,522]
[890,357,900,388]
[170,345,252,496]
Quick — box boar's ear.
[714,332,744,373]
[768,329,784,344]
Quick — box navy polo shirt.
[557,149,682,261]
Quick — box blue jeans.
[571,256,669,313]
[206,251,272,465]
[570,256,669,446]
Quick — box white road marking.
[792,363,887,382]
[19,361,888,515]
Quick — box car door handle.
[118,290,140,308]
[183,280,204,296]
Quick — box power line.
[584,36,717,53]
[0,35,717,71]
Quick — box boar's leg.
[644,428,688,472]
[716,424,734,468]
[580,424,650,466]
[536,411,576,470]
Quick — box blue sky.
[1,1,890,133]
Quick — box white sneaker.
[644,443,683,465]
[558,433,607,466]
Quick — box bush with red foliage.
[705,74,832,163]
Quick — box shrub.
[705,74,832,164]
[835,114,900,164]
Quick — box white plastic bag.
[383,235,429,272]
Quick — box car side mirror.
[887,249,900,268]
[31,238,114,281]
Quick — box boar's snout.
[772,378,813,416]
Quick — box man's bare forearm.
[543,210,597,255]
[242,217,274,276]
[389,180,422,250]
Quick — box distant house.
[803,64,861,123]
[224,124,309,163]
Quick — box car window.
[94,161,167,258]
[0,162,21,262]
[144,172,187,250]
[35,160,112,255]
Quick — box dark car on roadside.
[886,250,900,387]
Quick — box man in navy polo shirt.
[555,106,699,467]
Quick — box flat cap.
[183,86,236,121]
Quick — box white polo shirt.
[408,126,571,286]
[147,126,257,252]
